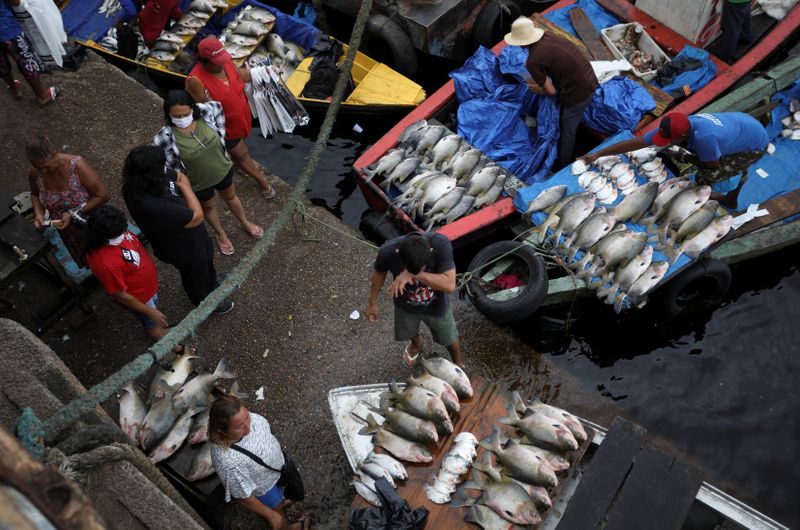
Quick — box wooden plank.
[711,218,800,265]
[569,8,616,60]
[556,417,646,530]
[604,445,699,530]
[731,188,800,238]
[704,55,800,114]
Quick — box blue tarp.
[450,46,558,185]
[583,76,656,134]
[543,0,620,38]
[653,45,717,95]
[62,0,123,41]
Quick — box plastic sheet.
[583,76,656,134]
[348,478,429,530]
[543,0,621,38]
[653,45,717,95]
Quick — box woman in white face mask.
[152,89,262,256]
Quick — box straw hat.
[504,17,544,46]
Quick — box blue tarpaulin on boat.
[583,76,656,134]
[62,0,121,41]
[653,45,717,95]
[543,0,620,38]
[450,46,559,184]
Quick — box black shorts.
[224,137,243,150]
[194,168,234,201]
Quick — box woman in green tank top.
[153,90,262,256]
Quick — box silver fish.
[365,452,407,480]
[511,391,588,443]
[394,172,440,206]
[149,51,177,62]
[656,186,712,242]
[408,373,460,415]
[426,186,465,220]
[670,215,733,263]
[580,231,648,280]
[186,442,215,481]
[187,407,210,445]
[672,200,718,243]
[173,25,197,36]
[383,157,421,188]
[421,356,472,398]
[457,469,542,525]
[473,452,553,510]
[547,194,596,245]
[359,462,396,488]
[413,176,457,218]
[499,406,578,452]
[147,353,201,402]
[140,380,181,451]
[533,192,592,242]
[359,411,439,444]
[225,45,252,60]
[614,261,670,312]
[571,159,588,175]
[444,194,476,224]
[524,184,567,215]
[381,380,450,426]
[578,170,602,188]
[149,405,205,464]
[480,427,559,487]
[473,175,506,209]
[424,482,452,504]
[172,358,236,413]
[518,443,571,471]
[118,381,146,445]
[233,21,270,37]
[561,211,617,263]
[467,165,503,197]
[447,148,482,184]
[628,147,659,165]
[158,33,185,44]
[353,480,381,505]
[407,125,447,156]
[611,181,658,224]
[597,245,653,304]
[187,0,217,13]
[398,120,428,144]
[426,134,461,169]
[177,15,206,29]
[373,429,432,463]
[464,504,526,530]
[368,148,408,182]
[224,33,259,47]
[646,179,695,224]
[241,8,276,24]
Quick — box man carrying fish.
[366,232,463,368]
[579,111,769,209]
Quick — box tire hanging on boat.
[656,257,732,317]
[365,14,418,76]
[472,0,522,49]
[466,240,548,324]
[359,210,404,244]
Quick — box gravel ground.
[0,54,627,529]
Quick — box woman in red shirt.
[186,36,277,200]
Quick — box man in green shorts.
[366,231,462,368]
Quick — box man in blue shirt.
[0,0,58,105]
[580,111,768,208]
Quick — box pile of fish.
[246,34,305,83]
[352,357,474,505]
[780,98,800,140]
[99,0,123,18]
[218,7,277,62]
[523,149,733,312]
[614,24,662,73]
[365,120,513,231]
[118,353,240,482]
[454,392,588,527]
[425,432,480,504]
[146,0,230,64]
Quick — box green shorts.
[394,305,458,346]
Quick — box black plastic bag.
[348,478,429,530]
[301,37,354,100]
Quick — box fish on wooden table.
[359,411,439,444]
[372,429,432,463]
[407,373,460,415]
[380,380,450,427]
[364,451,407,480]
[480,427,559,487]
[499,404,578,451]
[455,469,541,525]
[511,391,588,443]
[421,356,472,398]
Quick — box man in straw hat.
[505,17,598,170]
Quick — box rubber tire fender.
[466,240,548,324]
[656,257,732,317]
[365,14,418,76]
[359,210,404,244]
[472,0,522,49]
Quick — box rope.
[291,199,378,249]
[16,0,376,456]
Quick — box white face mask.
[107,234,126,246]
[171,114,194,129]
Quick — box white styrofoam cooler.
[636,0,758,48]
[600,22,670,81]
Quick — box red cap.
[651,112,691,146]
[197,36,231,65]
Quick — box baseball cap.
[651,112,691,146]
[197,37,231,65]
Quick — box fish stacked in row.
[118,354,239,481]
[99,0,123,18]
[626,147,669,183]
[246,34,306,83]
[146,0,228,63]
[365,120,510,230]
[219,7,276,61]
[780,99,800,140]
[351,452,409,506]
[455,392,588,527]
[352,357,473,505]
[425,432,480,504]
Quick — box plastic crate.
[600,22,670,81]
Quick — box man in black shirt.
[367,232,462,367]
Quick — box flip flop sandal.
[402,345,420,368]
[218,239,234,256]
[38,86,60,107]
[8,79,22,100]
[261,185,276,200]
[245,225,264,239]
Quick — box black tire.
[359,210,403,244]
[365,14,418,76]
[656,257,732,317]
[473,0,522,48]
[466,240,548,324]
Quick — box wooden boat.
[58,0,425,112]
[352,0,800,246]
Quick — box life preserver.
[365,14,418,76]
[466,240,548,324]
[656,257,732,317]
[473,0,522,48]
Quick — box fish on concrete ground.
[613,261,670,313]
[359,411,438,444]
[655,186,712,242]
[359,462,396,488]
[668,214,733,264]
[561,211,617,263]
[140,379,181,451]
[119,381,146,444]
[523,184,567,216]
[421,356,472,399]
[381,380,450,426]
[186,442,215,481]
[373,429,432,463]
[172,357,236,413]
[670,200,718,245]
[147,352,202,402]
[149,406,206,464]
[365,451,407,480]
[407,373,460,415]
[597,245,653,304]
[511,391,588,443]
[611,181,658,224]
[353,479,381,505]
[456,469,541,525]
[480,427,559,487]
[187,406,211,445]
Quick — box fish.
[473,175,506,210]
[443,194,476,224]
[404,125,447,156]
[359,411,439,444]
[360,462,396,488]
[656,186,711,241]
[533,192,593,242]
[172,358,236,413]
[561,211,617,263]
[413,176,457,218]
[380,380,450,426]
[466,165,503,197]
[628,147,659,165]
[611,181,658,224]
[223,33,259,47]
[367,148,406,181]
[609,163,632,180]
[424,482,451,504]
[187,406,210,445]
[149,406,205,464]
[498,405,578,452]
[394,172,441,207]
[382,157,422,189]
[616,167,637,189]
[373,429,432,463]
[426,134,461,169]
[456,471,542,525]
[449,440,477,462]
[646,179,695,224]
[641,159,664,173]
[365,452,407,480]
[149,51,177,62]
[518,443,571,471]
[173,25,198,36]
[266,33,297,64]
[547,194,596,245]
[176,15,206,29]
[225,45,252,60]
[578,170,602,189]
[186,442,215,481]
[523,184,568,216]
[233,21,270,37]
[425,187,465,224]
[158,33,185,44]
[595,155,623,172]
[480,427,559,487]
[597,245,653,304]
[442,453,470,475]
[187,0,217,13]
[511,391,588,443]
[581,231,648,281]
[595,181,618,204]
[118,381,146,444]
[398,120,428,144]
[586,174,607,194]
[571,159,588,175]
[147,353,202,402]
[421,356,472,399]
[473,452,553,510]
[614,261,670,312]
[446,148,482,184]
[671,200,718,244]
[353,480,381,505]
[241,7,276,24]
[464,504,528,530]
[407,373,460,415]
[140,380,181,451]
[669,215,733,264]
